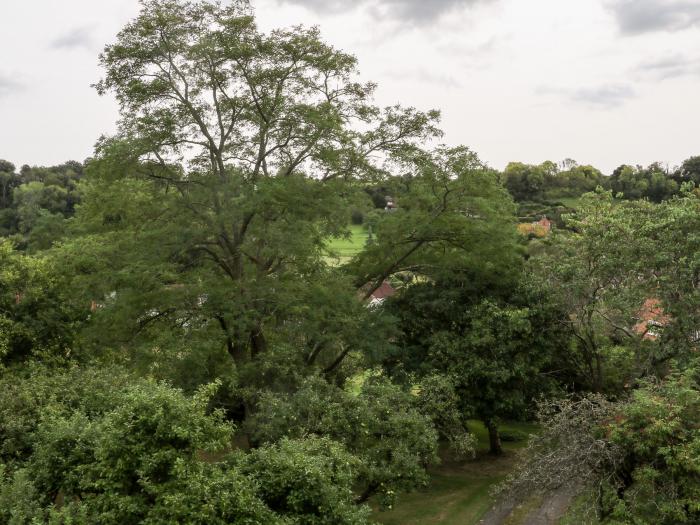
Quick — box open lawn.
[325,225,369,264]
[373,421,538,525]
[555,196,584,209]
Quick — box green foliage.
[385,278,566,454]
[506,372,700,524]
[351,146,520,292]
[0,241,79,365]
[528,189,700,391]
[9,0,700,521]
[0,160,83,249]
[528,192,657,391]
[414,375,475,459]
[250,376,439,506]
[678,155,700,186]
[64,0,443,395]
[625,190,700,360]
[607,163,678,202]
[243,437,370,524]
[429,301,546,420]
[0,365,134,468]
[0,366,380,524]
[351,210,365,225]
[601,372,700,524]
[0,466,45,525]
[503,160,603,204]
[0,375,280,525]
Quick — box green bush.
[0,365,134,468]
[250,376,439,507]
[243,437,370,524]
[0,368,378,524]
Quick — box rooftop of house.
[633,298,671,340]
[370,280,396,301]
[358,280,397,305]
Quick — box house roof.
[359,280,396,302]
[370,281,396,300]
[633,298,671,340]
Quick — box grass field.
[325,225,369,264]
[556,196,584,209]
[373,421,538,525]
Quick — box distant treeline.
[0,160,83,250]
[503,156,700,204]
[3,155,700,249]
[499,156,700,226]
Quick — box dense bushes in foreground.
[0,368,379,524]
[3,0,700,523]
[505,371,700,524]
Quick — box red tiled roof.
[371,281,396,300]
[359,281,396,301]
[634,298,671,340]
[537,217,552,231]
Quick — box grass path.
[373,421,538,525]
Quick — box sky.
[1,0,699,174]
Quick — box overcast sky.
[1,0,699,173]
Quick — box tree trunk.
[593,351,604,393]
[250,325,267,359]
[217,315,248,364]
[485,419,503,456]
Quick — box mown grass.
[555,196,584,209]
[373,420,538,525]
[325,225,369,264]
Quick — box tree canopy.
[3,0,700,523]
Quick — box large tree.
[0,240,78,365]
[80,0,440,374]
[529,188,700,392]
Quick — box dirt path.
[519,486,578,525]
[478,485,579,525]
[477,498,519,525]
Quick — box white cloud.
[636,54,700,79]
[50,27,95,50]
[570,84,637,108]
[537,84,637,109]
[1,0,700,174]
[277,0,489,23]
[0,73,23,98]
[607,0,700,34]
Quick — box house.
[517,216,552,238]
[633,298,671,340]
[536,216,552,232]
[384,196,398,212]
[360,280,396,307]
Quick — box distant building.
[359,280,396,307]
[384,196,398,212]
[633,298,670,340]
[536,217,552,232]
[517,216,552,238]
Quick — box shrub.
[242,437,370,524]
[250,376,439,507]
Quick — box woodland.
[2,1,700,524]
